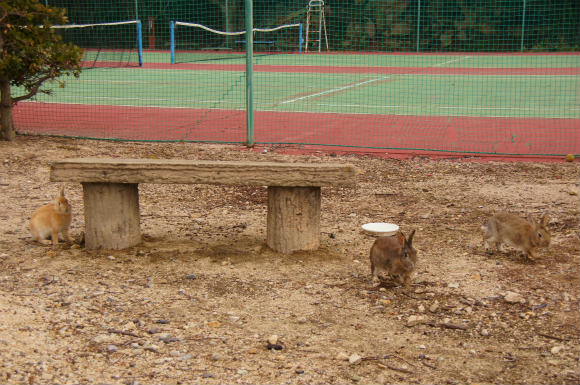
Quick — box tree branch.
[12,73,54,104]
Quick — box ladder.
[305,0,329,52]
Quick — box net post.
[136,20,143,67]
[245,0,254,148]
[170,21,175,64]
[299,23,303,53]
[416,0,421,52]
[520,0,527,52]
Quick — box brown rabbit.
[482,212,550,261]
[30,186,72,245]
[369,230,417,290]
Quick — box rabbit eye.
[538,233,542,238]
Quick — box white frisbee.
[362,222,399,236]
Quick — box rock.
[185,274,197,280]
[107,255,115,261]
[267,335,279,345]
[296,369,305,374]
[148,327,161,334]
[297,317,307,324]
[237,369,248,375]
[92,334,116,344]
[201,373,214,379]
[207,321,220,328]
[551,346,565,355]
[407,315,425,327]
[352,374,362,382]
[266,343,283,351]
[429,301,440,313]
[480,329,490,336]
[105,345,118,353]
[504,291,525,304]
[336,352,349,361]
[417,304,425,313]
[211,353,221,361]
[448,283,460,288]
[169,350,181,357]
[158,333,172,341]
[348,353,362,364]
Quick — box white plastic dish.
[362,222,399,236]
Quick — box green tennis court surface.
[14,52,580,157]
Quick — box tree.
[0,0,83,141]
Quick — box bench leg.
[267,186,320,254]
[82,183,141,250]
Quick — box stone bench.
[50,158,358,254]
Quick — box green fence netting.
[12,0,580,156]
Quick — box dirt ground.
[0,136,578,385]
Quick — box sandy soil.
[0,136,578,385]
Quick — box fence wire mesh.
[13,0,580,156]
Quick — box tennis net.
[52,20,143,68]
[170,21,302,64]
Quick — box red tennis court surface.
[14,102,578,160]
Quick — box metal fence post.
[245,0,254,147]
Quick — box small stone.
[297,317,307,324]
[352,374,362,382]
[266,343,283,350]
[158,333,172,342]
[92,334,115,344]
[169,350,181,357]
[407,315,425,327]
[211,353,220,361]
[480,329,490,336]
[267,335,279,345]
[185,274,197,280]
[348,353,362,364]
[504,291,525,304]
[551,346,565,355]
[201,373,214,379]
[447,283,459,288]
[207,321,220,328]
[248,348,258,354]
[156,319,169,324]
[229,316,240,322]
[429,301,440,313]
[106,345,118,353]
[148,327,160,334]
[237,369,248,375]
[336,352,349,361]
[417,304,426,313]
[107,255,115,261]
[417,344,426,349]
[379,299,391,306]
[295,369,305,374]
[131,343,140,349]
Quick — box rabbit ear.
[540,213,549,227]
[406,229,416,246]
[58,186,65,197]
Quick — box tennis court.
[14,51,579,157]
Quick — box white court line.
[280,77,391,104]
[314,103,579,112]
[434,56,472,67]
